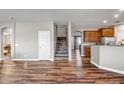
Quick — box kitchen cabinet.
[84,31,100,42]
[84,31,91,42]
[99,28,114,37]
[83,46,91,57]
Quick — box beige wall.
[114,24,124,44]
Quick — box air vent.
[113,21,124,25]
[114,21,121,23]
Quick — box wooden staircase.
[55,37,68,60]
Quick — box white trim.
[11,22,16,59]
[50,59,54,61]
[81,54,84,56]
[91,61,100,67]
[12,59,40,61]
[91,60,124,75]
[0,25,15,59]
[0,58,3,60]
[99,65,124,75]
[68,21,72,61]
[38,30,51,60]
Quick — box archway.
[72,31,82,50]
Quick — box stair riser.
[55,55,68,57]
[56,49,67,50]
[56,51,68,54]
[56,37,68,58]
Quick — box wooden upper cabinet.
[99,28,114,37]
[84,31,100,42]
[84,28,114,43]
[84,31,90,42]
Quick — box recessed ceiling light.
[114,14,119,18]
[119,9,124,12]
[103,20,107,23]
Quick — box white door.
[38,31,50,60]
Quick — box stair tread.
[56,37,68,58]
[56,51,68,54]
[55,54,68,57]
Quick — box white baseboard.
[91,61,124,75]
[0,58,3,60]
[12,59,40,61]
[68,58,71,61]
[99,65,124,75]
[49,59,54,61]
[91,61,100,67]
[12,59,54,61]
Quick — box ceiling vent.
[114,21,124,25]
[114,21,121,23]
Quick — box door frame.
[38,30,51,60]
[74,36,82,49]
[0,27,14,59]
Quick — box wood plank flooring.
[0,61,124,84]
[0,51,124,83]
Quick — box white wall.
[54,24,57,58]
[0,21,55,60]
[50,22,55,61]
[68,22,72,61]
[15,22,54,60]
[91,45,124,74]
[71,31,82,50]
[57,25,67,37]
[114,24,124,44]
[71,37,74,49]
[2,28,11,46]
[91,45,99,65]
[0,22,15,59]
[100,46,124,72]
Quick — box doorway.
[74,36,82,49]
[73,31,82,55]
[1,27,12,60]
[38,31,50,60]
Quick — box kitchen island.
[91,45,124,74]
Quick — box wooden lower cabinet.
[83,46,91,64]
[84,46,91,57]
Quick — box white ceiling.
[0,9,124,30]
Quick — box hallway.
[0,50,124,84]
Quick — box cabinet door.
[83,46,91,57]
[101,30,105,36]
[95,31,99,42]
[92,32,96,42]
[84,32,91,42]
[84,31,100,42]
[100,28,114,37]
[109,29,114,36]
[90,32,93,41]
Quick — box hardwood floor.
[0,50,124,84]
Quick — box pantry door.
[38,31,50,60]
